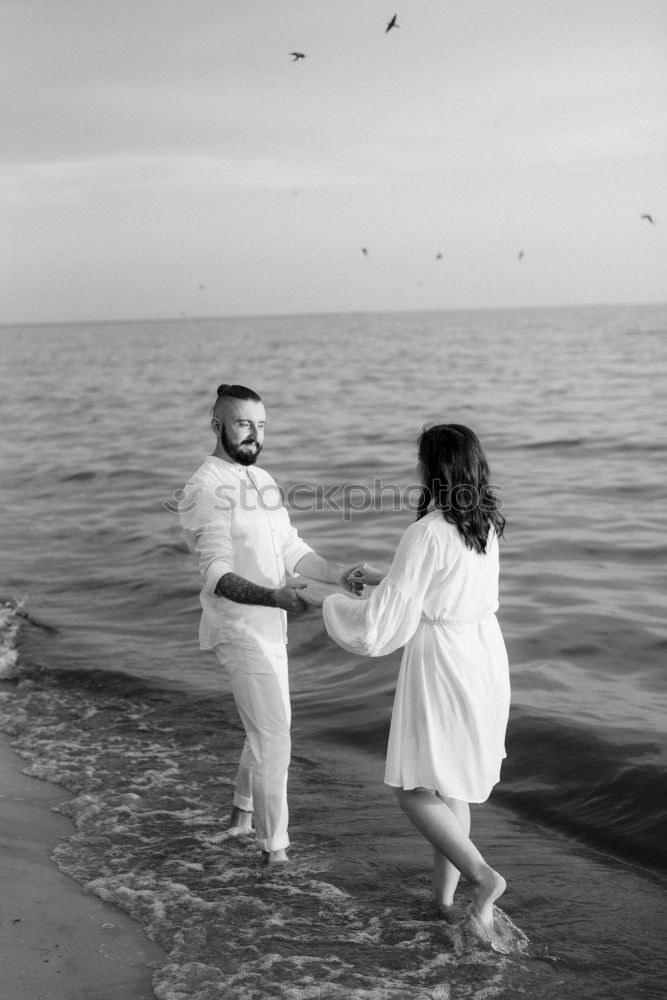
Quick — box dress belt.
[420,610,495,627]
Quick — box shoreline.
[1,701,666,999]
[0,732,165,1000]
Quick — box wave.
[517,435,667,456]
[519,438,586,450]
[496,710,667,872]
[0,601,21,678]
[58,469,97,482]
[313,698,667,873]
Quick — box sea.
[1,304,666,1000]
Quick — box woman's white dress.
[322,511,510,803]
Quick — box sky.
[1,0,665,323]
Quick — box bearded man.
[179,383,361,863]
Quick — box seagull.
[640,213,655,224]
[290,52,306,61]
[385,14,399,33]
[361,247,368,256]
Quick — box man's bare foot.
[261,849,290,865]
[227,806,253,836]
[471,866,506,928]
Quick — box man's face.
[216,399,266,466]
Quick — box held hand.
[339,571,364,595]
[274,584,309,614]
[296,586,325,609]
[344,563,386,587]
[339,564,371,594]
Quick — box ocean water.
[1,304,666,999]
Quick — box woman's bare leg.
[395,787,505,928]
[432,796,470,907]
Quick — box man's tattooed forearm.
[214,573,277,607]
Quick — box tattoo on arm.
[214,573,277,607]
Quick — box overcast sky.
[2,0,665,323]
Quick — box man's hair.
[211,384,262,421]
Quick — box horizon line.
[1,298,666,331]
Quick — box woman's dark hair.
[416,423,505,553]
[211,383,262,419]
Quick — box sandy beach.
[0,732,165,1000]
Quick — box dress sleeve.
[322,520,441,657]
[179,481,235,594]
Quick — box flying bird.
[435,252,442,260]
[290,52,306,61]
[640,214,655,224]
[518,250,525,261]
[361,247,368,256]
[385,14,399,33]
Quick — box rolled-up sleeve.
[179,482,235,594]
[278,508,314,576]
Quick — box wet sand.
[0,733,165,1000]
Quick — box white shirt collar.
[208,455,258,480]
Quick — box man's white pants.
[213,640,291,853]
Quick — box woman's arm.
[322,521,441,656]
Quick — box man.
[179,383,362,864]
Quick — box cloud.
[0,137,456,208]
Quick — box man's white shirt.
[179,456,313,649]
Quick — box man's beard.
[220,424,262,466]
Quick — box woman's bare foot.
[227,806,254,836]
[261,849,290,865]
[432,892,455,909]
[426,898,455,922]
[471,866,506,928]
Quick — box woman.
[306,424,510,930]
